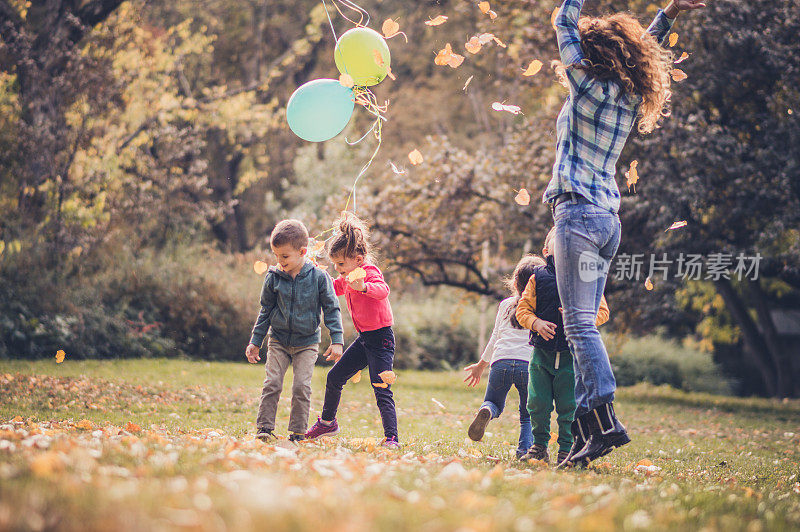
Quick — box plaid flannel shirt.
[543,0,675,214]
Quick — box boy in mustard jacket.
[515,228,609,465]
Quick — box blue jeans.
[552,195,621,417]
[481,359,533,455]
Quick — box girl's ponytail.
[329,212,371,260]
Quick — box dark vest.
[530,255,569,353]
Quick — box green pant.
[527,347,577,453]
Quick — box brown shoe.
[468,407,492,441]
[520,443,549,463]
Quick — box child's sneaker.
[468,406,492,441]
[256,428,278,442]
[288,432,306,443]
[305,417,339,440]
[520,443,549,463]
[381,436,400,449]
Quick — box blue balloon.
[286,79,355,142]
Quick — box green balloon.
[334,27,391,87]
[286,79,355,142]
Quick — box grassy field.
[1,359,799,531]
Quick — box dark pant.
[481,359,533,456]
[322,326,398,439]
[528,347,577,453]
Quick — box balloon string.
[320,0,340,41]
[333,0,369,28]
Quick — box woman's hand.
[664,0,706,18]
[463,360,489,387]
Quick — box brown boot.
[520,443,549,463]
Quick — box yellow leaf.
[668,33,678,47]
[339,73,354,88]
[645,277,654,291]
[488,10,498,19]
[55,349,66,364]
[382,18,400,38]
[671,68,688,82]
[522,59,543,76]
[465,36,482,54]
[408,149,424,166]
[447,52,465,68]
[254,260,269,275]
[625,160,639,192]
[636,458,653,467]
[351,370,362,384]
[347,267,367,283]
[551,6,560,29]
[434,43,453,66]
[379,370,397,385]
[665,220,688,231]
[125,421,142,433]
[372,381,389,388]
[75,419,94,430]
[492,35,506,47]
[11,415,23,423]
[515,188,530,206]
[675,51,690,64]
[478,2,490,14]
[425,15,448,26]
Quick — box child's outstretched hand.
[324,343,344,363]
[532,318,558,341]
[463,360,489,387]
[245,343,261,363]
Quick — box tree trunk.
[749,281,794,397]
[714,278,777,396]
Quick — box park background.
[1,1,800,530]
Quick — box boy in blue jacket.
[245,219,343,442]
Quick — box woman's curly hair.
[553,13,674,134]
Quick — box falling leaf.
[339,73,354,88]
[463,75,474,91]
[515,188,530,206]
[675,51,690,64]
[351,370,362,384]
[347,267,367,283]
[551,6,560,29]
[625,160,639,192]
[254,260,269,275]
[491,102,522,115]
[379,371,397,385]
[434,43,454,66]
[75,419,94,430]
[431,398,446,409]
[477,33,495,44]
[425,15,448,26]
[671,69,688,82]
[488,10,498,19]
[522,59,543,76]
[388,161,406,174]
[55,349,66,364]
[408,149,424,166]
[645,277,654,291]
[478,1,490,14]
[372,381,389,388]
[465,36,482,54]
[666,220,688,231]
[668,33,678,47]
[382,18,400,38]
[447,52,465,68]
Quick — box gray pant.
[256,338,319,433]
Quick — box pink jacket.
[332,263,394,333]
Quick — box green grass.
[1,359,799,531]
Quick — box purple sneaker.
[381,436,400,449]
[305,417,339,440]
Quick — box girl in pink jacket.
[305,213,398,448]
